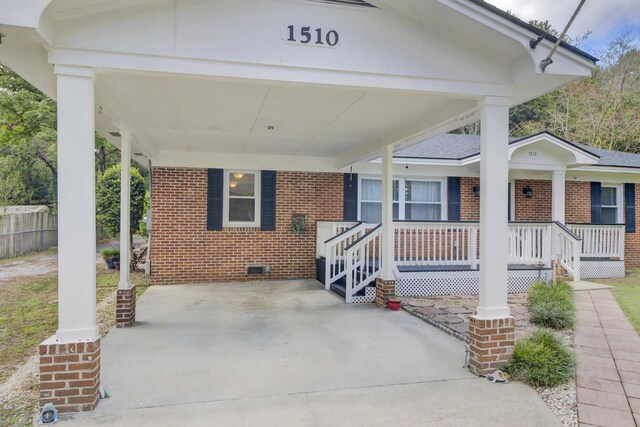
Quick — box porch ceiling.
[96,70,463,162]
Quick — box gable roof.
[394,131,640,169]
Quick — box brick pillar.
[375,278,396,308]
[39,337,100,413]
[116,286,136,328]
[468,316,515,376]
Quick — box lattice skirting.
[351,287,376,304]
[580,260,625,279]
[395,269,552,298]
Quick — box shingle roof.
[394,133,640,169]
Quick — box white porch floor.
[59,280,559,426]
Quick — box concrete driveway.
[60,280,559,426]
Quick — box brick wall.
[565,181,591,223]
[514,179,552,221]
[151,168,343,284]
[460,177,480,221]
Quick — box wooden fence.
[0,208,58,259]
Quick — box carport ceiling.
[96,71,459,158]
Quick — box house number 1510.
[286,25,339,47]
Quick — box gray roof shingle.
[394,133,640,169]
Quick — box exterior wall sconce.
[522,185,534,198]
[472,185,480,197]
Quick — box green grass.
[504,329,576,387]
[528,280,575,329]
[597,269,640,334]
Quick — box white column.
[119,129,132,289]
[552,170,566,223]
[381,144,395,280]
[55,65,99,342]
[477,96,511,319]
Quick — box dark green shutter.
[343,173,358,221]
[207,169,223,231]
[591,182,602,224]
[261,171,277,231]
[447,177,461,221]
[625,183,636,233]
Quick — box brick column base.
[375,278,396,308]
[116,286,136,328]
[468,316,515,376]
[39,337,100,413]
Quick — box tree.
[96,164,146,267]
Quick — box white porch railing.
[569,224,625,260]
[344,224,382,303]
[322,222,369,290]
[394,221,479,268]
[508,222,552,266]
[316,221,359,258]
[553,222,582,281]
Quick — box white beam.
[119,129,132,289]
[381,144,395,280]
[552,170,566,223]
[477,96,510,320]
[54,65,99,342]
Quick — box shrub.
[504,329,575,387]
[528,280,575,329]
[96,164,146,239]
[100,248,120,258]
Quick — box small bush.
[504,329,575,387]
[100,248,120,258]
[528,281,575,329]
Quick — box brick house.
[1,0,607,412]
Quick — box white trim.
[601,184,624,224]
[223,170,261,228]
[357,175,446,222]
[509,180,515,221]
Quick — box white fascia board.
[370,157,462,166]
[47,47,512,99]
[155,150,340,173]
[572,166,640,175]
[0,0,51,27]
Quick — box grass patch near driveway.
[596,268,640,334]
[0,267,146,384]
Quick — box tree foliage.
[96,164,146,239]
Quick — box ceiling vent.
[307,0,377,8]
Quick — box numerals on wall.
[285,25,339,47]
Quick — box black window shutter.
[207,169,224,231]
[591,182,602,224]
[447,177,461,221]
[625,183,636,233]
[261,171,277,231]
[343,173,358,221]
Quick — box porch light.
[232,173,245,180]
[472,185,480,197]
[229,181,238,188]
[522,185,534,198]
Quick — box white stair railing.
[569,224,625,260]
[508,222,552,266]
[552,222,582,281]
[323,222,369,290]
[394,221,479,268]
[344,224,382,303]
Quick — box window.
[358,177,444,223]
[224,171,260,227]
[601,185,622,224]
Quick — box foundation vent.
[247,265,271,275]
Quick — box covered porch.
[0,0,597,414]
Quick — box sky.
[486,0,640,55]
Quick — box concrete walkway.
[573,283,640,426]
[58,280,559,426]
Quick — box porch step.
[329,281,374,298]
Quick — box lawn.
[0,251,148,426]
[597,268,640,334]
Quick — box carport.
[61,280,559,426]
[0,0,596,415]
